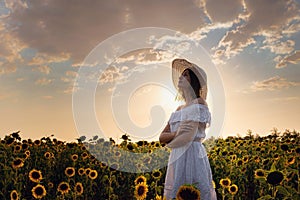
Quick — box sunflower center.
[138,186,145,195]
[35,186,44,195]
[60,184,68,190]
[32,172,41,179]
[267,171,284,185]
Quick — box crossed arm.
[159,120,199,148]
[159,123,175,144]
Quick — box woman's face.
[178,69,191,89]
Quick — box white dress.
[163,104,217,200]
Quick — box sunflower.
[151,170,162,179]
[253,156,260,163]
[78,168,85,176]
[154,142,160,148]
[44,152,51,159]
[81,152,89,159]
[14,144,22,152]
[221,150,228,156]
[90,155,96,161]
[228,184,238,195]
[57,182,70,195]
[220,178,231,188]
[134,175,147,185]
[75,182,84,195]
[266,171,284,186]
[242,156,249,163]
[84,168,91,176]
[12,158,24,169]
[48,182,54,188]
[272,146,277,151]
[88,170,98,180]
[287,149,293,154]
[29,169,43,183]
[31,184,46,199]
[126,143,134,151]
[65,167,75,177]
[230,154,237,161]
[240,167,247,173]
[10,190,19,200]
[262,158,270,166]
[285,172,294,181]
[155,194,164,200]
[287,157,295,165]
[6,137,15,146]
[100,162,107,169]
[34,140,41,146]
[295,147,300,154]
[212,180,216,189]
[236,159,243,167]
[280,144,289,151]
[134,183,148,200]
[176,184,200,200]
[121,134,129,141]
[254,169,266,178]
[110,163,119,171]
[137,141,144,147]
[273,153,280,160]
[71,154,78,161]
[114,151,121,157]
[24,150,30,158]
[22,142,29,150]
[143,156,151,164]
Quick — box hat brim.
[172,58,208,100]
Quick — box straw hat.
[172,58,208,100]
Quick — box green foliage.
[0,129,299,199]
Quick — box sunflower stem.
[222,187,225,200]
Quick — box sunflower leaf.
[270,162,276,171]
[257,195,272,200]
[276,185,290,196]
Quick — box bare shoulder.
[176,105,184,111]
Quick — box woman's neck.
[182,90,195,105]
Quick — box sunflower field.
[0,129,299,200]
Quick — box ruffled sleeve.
[169,104,211,127]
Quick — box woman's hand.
[159,123,176,144]
[159,132,176,144]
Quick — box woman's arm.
[166,120,199,148]
[159,123,176,144]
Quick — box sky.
[0,0,299,143]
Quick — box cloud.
[35,78,53,86]
[275,51,300,68]
[61,70,78,83]
[250,76,300,92]
[203,0,244,23]
[98,65,126,85]
[5,0,207,62]
[261,35,295,55]
[213,0,299,61]
[28,52,70,66]
[32,65,51,74]
[0,65,17,75]
[267,96,299,102]
[63,84,78,94]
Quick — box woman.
[159,59,217,200]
